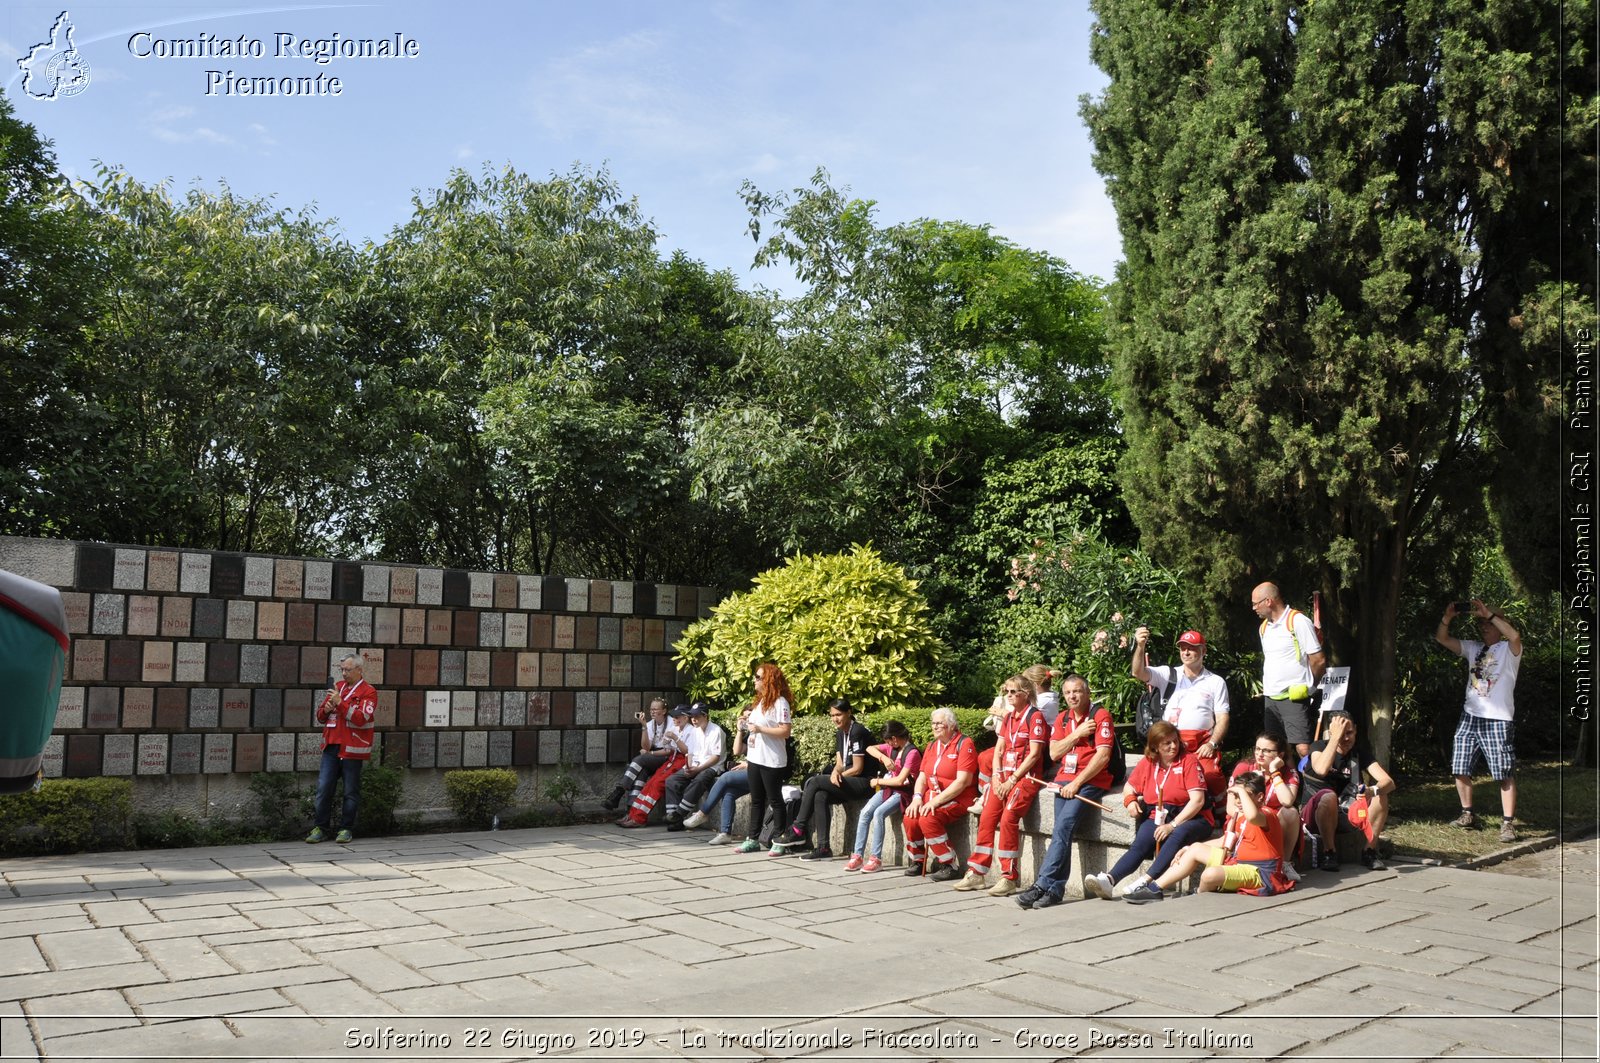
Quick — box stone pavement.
[0,826,1594,1062]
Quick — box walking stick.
[1042,785,1118,814]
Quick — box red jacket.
[319,679,377,760]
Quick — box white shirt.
[1146,664,1231,731]
[687,721,725,770]
[1458,639,1520,721]
[746,697,791,768]
[1260,609,1321,698]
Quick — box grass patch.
[1384,760,1598,864]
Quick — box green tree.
[1082,0,1595,763]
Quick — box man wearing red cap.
[1131,626,1230,814]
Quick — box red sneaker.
[843,854,863,872]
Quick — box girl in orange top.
[1122,770,1295,902]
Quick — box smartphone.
[1452,601,1473,613]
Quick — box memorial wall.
[0,536,713,806]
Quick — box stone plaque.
[120,688,154,729]
[528,614,552,649]
[634,582,658,617]
[504,612,528,648]
[665,620,688,650]
[284,688,312,729]
[575,616,597,651]
[517,575,541,610]
[203,734,234,774]
[564,653,587,688]
[225,600,256,640]
[440,569,468,607]
[61,592,91,635]
[304,560,333,600]
[273,557,304,598]
[189,688,220,729]
[346,606,373,644]
[91,593,125,635]
[562,730,587,766]
[72,639,104,682]
[243,556,274,597]
[103,734,136,776]
[235,734,265,773]
[427,609,452,645]
[553,615,578,650]
[112,548,146,590]
[538,730,561,766]
[451,690,475,727]
[465,651,489,688]
[256,601,286,641]
[77,545,114,591]
[589,580,613,613]
[440,650,465,686]
[270,645,298,685]
[542,651,563,687]
[142,640,174,683]
[598,691,621,726]
[631,654,654,688]
[127,595,160,636]
[462,730,488,767]
[413,650,439,686]
[452,611,476,646]
[205,554,241,597]
[333,561,362,602]
[476,691,501,727]
[491,650,515,688]
[373,607,401,645]
[362,564,390,603]
[316,604,343,643]
[401,608,426,644]
[192,598,226,639]
[266,733,296,772]
[468,572,493,608]
[65,734,101,777]
[621,618,643,652]
[488,731,513,767]
[585,730,609,764]
[300,646,329,685]
[478,612,503,648]
[170,734,202,775]
[253,688,283,728]
[145,550,179,592]
[574,691,598,726]
[527,691,550,726]
[221,688,251,729]
[55,687,85,729]
[655,584,677,616]
[106,640,140,682]
[425,691,450,727]
[284,602,314,642]
[41,734,65,778]
[565,577,590,612]
[541,576,567,612]
[610,655,632,688]
[136,734,169,775]
[612,580,634,615]
[502,691,527,726]
[155,687,185,729]
[436,730,463,768]
[643,619,666,652]
[390,566,416,604]
[359,647,384,685]
[410,731,437,769]
[160,596,192,637]
[416,567,443,606]
[239,644,269,684]
[295,732,322,772]
[174,642,206,682]
[597,617,620,651]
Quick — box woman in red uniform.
[1083,721,1212,900]
[954,675,1048,897]
[902,708,978,880]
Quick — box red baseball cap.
[1176,630,1207,647]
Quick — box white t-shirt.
[686,721,725,770]
[1035,691,1061,727]
[1458,639,1520,721]
[1147,664,1231,731]
[1260,609,1321,698]
[746,697,791,767]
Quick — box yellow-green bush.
[443,768,518,829]
[0,778,134,855]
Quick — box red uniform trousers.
[976,747,995,794]
[1179,728,1226,814]
[627,753,686,824]
[967,775,1043,880]
[904,798,971,868]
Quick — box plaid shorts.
[1451,713,1515,780]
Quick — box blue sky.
[3,1,1121,292]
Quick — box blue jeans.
[1109,809,1211,883]
[702,767,750,832]
[1033,785,1106,897]
[314,746,363,830]
[851,790,904,858]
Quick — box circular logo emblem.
[43,49,91,98]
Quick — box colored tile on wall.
[112,549,145,590]
[274,557,304,598]
[155,687,186,729]
[122,688,153,729]
[126,595,159,637]
[146,550,179,593]
[208,643,243,685]
[160,596,192,637]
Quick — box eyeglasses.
[1251,597,1271,607]
[1002,688,1027,696]
[1253,746,1279,755]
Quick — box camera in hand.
[1452,601,1472,613]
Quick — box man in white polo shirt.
[1435,599,1523,843]
[1252,582,1326,759]
[1132,626,1230,813]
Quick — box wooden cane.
[1043,784,1118,814]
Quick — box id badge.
[1002,751,1018,770]
[1154,804,1168,825]
[1062,753,1078,775]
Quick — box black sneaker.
[1013,885,1045,909]
[602,788,624,811]
[1030,891,1064,909]
[903,862,925,877]
[799,846,834,861]
[1318,850,1341,872]
[1360,847,1387,870]
[1122,882,1165,904]
[665,819,685,833]
[929,862,963,882]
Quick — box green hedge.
[443,768,518,829]
[780,706,995,780]
[0,778,134,855]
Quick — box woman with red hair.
[736,662,795,855]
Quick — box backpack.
[1135,667,1178,741]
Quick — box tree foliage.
[674,545,944,716]
[1082,0,1595,761]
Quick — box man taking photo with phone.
[1436,599,1524,843]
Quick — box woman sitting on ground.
[780,698,876,859]
[1122,771,1295,902]
[844,720,921,873]
[1084,720,1213,900]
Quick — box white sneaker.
[1083,872,1115,900]
[682,811,708,830]
[708,832,732,845]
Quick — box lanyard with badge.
[1151,764,1176,824]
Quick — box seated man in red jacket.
[307,653,377,844]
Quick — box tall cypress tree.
[1082,0,1594,762]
